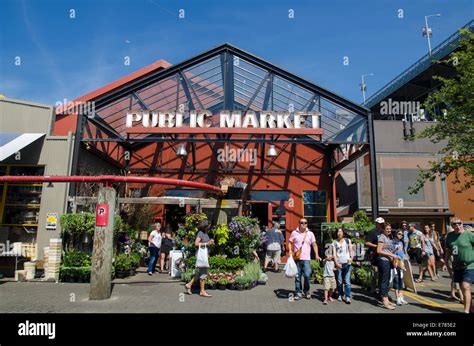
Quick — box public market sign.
[125,110,322,130]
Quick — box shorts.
[194,267,208,280]
[452,268,474,284]
[265,249,281,263]
[408,248,422,264]
[323,276,337,290]
[161,246,172,256]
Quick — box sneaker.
[396,298,403,306]
[294,295,302,301]
[400,297,409,305]
[337,296,343,302]
[304,292,311,299]
[345,298,351,304]
[148,272,152,276]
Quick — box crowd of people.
[282,216,472,312]
[145,216,472,313]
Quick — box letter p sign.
[96,204,109,226]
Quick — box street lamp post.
[361,74,374,104]
[423,14,441,57]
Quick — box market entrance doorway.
[164,205,186,231]
[249,203,269,231]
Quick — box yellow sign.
[46,213,58,230]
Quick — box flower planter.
[116,270,128,279]
[129,269,136,276]
[207,283,216,290]
[257,280,266,285]
[228,283,236,290]
[218,284,227,290]
[251,281,258,288]
[236,284,245,291]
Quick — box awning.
[0,133,45,161]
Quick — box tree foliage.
[409,29,473,196]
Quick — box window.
[249,190,289,201]
[302,191,327,232]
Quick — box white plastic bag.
[284,256,297,278]
[195,245,209,268]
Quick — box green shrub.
[185,256,246,271]
[212,224,230,246]
[114,253,133,271]
[310,260,324,284]
[235,275,253,285]
[243,262,261,282]
[181,269,194,282]
[62,250,91,267]
[352,265,372,289]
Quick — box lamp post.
[361,74,374,104]
[423,14,441,57]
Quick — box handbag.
[195,245,209,268]
[294,231,308,261]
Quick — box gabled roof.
[89,43,369,116]
[56,59,171,114]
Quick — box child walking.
[323,255,337,305]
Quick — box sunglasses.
[452,222,462,226]
[300,221,307,224]
[397,233,403,236]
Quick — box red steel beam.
[0,175,222,194]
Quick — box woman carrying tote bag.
[184,219,214,298]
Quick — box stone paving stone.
[0,268,467,313]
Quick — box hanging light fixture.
[176,144,187,157]
[266,144,278,157]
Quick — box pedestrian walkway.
[0,268,466,313]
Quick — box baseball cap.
[375,217,385,224]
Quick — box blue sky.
[0,0,472,106]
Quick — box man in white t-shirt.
[147,222,162,275]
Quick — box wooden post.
[89,187,116,300]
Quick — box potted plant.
[217,278,228,290]
[257,272,268,285]
[235,275,247,291]
[114,254,130,279]
[205,278,216,290]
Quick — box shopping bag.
[284,256,297,278]
[195,245,209,268]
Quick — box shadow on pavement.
[274,288,293,299]
[418,289,455,302]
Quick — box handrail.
[365,20,473,108]
[0,175,223,194]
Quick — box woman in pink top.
[289,218,321,300]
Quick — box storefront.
[53,44,376,255]
[0,97,74,274]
